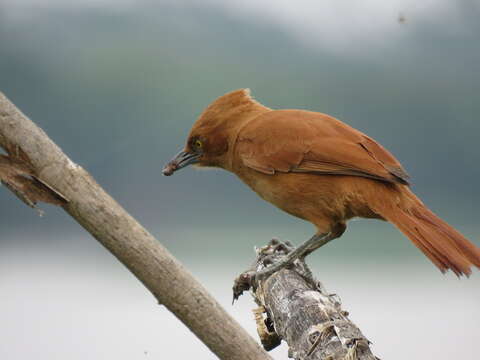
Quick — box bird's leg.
[232,236,328,301]
[254,233,334,281]
[255,223,346,281]
[300,223,346,260]
[233,224,346,300]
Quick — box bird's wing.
[236,110,410,184]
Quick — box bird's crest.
[192,89,268,131]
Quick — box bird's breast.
[234,167,351,224]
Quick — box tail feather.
[374,188,480,276]
[411,206,480,268]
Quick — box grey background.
[1,1,479,359]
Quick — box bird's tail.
[373,187,480,276]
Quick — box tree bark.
[0,92,272,360]
[233,240,378,360]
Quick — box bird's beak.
[162,150,201,176]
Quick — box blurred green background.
[1,1,479,359]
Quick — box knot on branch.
[0,119,68,213]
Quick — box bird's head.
[163,89,269,176]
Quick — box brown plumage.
[163,89,480,276]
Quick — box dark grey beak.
[162,150,201,176]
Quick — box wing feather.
[236,110,410,184]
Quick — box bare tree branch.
[234,239,378,360]
[0,92,272,360]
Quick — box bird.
[163,89,480,278]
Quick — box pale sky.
[1,0,472,55]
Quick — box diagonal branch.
[0,92,272,360]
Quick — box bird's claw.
[268,238,280,246]
[262,254,277,266]
[263,239,295,255]
[233,240,299,303]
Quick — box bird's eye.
[194,139,203,150]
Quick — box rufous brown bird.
[163,89,480,277]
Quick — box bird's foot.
[233,234,333,303]
[254,238,300,279]
[263,238,295,254]
[255,233,332,280]
[232,239,295,303]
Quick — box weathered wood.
[234,240,378,360]
[0,92,272,360]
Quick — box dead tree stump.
[234,239,379,360]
